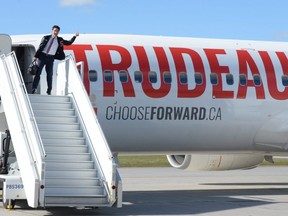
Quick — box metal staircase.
[0,52,122,208]
[30,94,108,206]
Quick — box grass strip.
[118,156,288,167]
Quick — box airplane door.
[0,34,11,112]
[0,34,12,55]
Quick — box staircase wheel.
[2,198,16,209]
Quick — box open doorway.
[12,45,36,94]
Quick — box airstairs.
[0,52,122,209]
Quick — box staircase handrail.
[56,56,118,204]
[0,52,46,207]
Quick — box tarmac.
[1,166,288,215]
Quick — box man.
[32,25,79,95]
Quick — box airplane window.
[104,70,113,83]
[163,72,172,84]
[239,74,247,86]
[149,71,157,83]
[134,71,143,83]
[226,74,234,85]
[89,70,97,82]
[253,75,262,86]
[119,70,128,83]
[282,75,288,86]
[179,72,187,84]
[195,72,203,85]
[210,73,218,85]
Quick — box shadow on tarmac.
[2,186,288,216]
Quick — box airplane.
[2,33,288,173]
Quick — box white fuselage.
[10,34,288,155]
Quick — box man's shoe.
[32,89,36,94]
[46,91,51,95]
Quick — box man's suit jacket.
[35,35,76,60]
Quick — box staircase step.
[46,160,94,170]
[42,137,86,145]
[44,196,108,207]
[46,169,97,178]
[35,115,78,124]
[45,145,88,154]
[39,129,83,138]
[33,109,75,116]
[31,102,73,109]
[37,123,80,130]
[29,95,71,103]
[45,177,100,187]
[45,186,104,196]
[46,153,91,161]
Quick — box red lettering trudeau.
[204,49,233,99]
[169,47,206,98]
[260,51,288,100]
[134,46,171,98]
[259,51,288,100]
[96,45,135,97]
[70,43,288,101]
[236,50,265,99]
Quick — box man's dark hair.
[52,25,60,31]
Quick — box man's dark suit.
[32,35,76,94]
